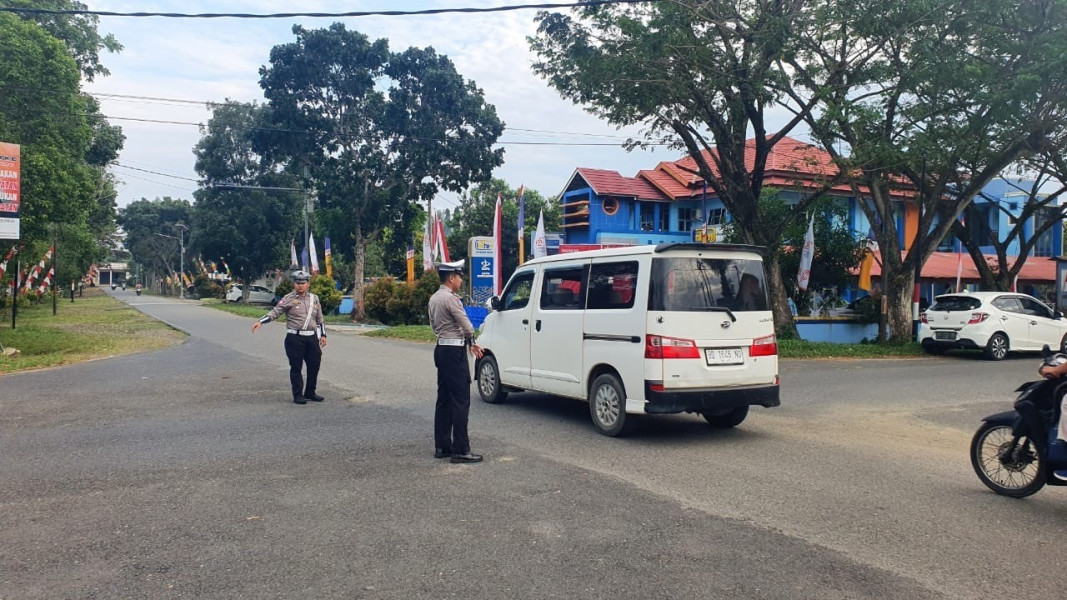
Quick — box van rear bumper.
[642,382,780,414]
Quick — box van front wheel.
[703,406,749,428]
[589,374,635,437]
[476,355,507,404]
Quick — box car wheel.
[984,332,1009,361]
[1060,333,1067,354]
[588,373,635,437]
[475,355,507,404]
[702,406,749,428]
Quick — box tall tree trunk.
[886,271,915,341]
[765,253,798,339]
[351,223,366,322]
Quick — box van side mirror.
[1055,310,1063,320]
[490,296,501,311]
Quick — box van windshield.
[649,257,769,312]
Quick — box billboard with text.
[0,142,20,239]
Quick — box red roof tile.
[574,168,667,200]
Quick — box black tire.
[1060,333,1067,354]
[475,355,507,404]
[984,332,1009,361]
[970,422,1045,498]
[702,406,749,428]
[588,373,635,437]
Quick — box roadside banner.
[516,185,525,265]
[324,237,332,279]
[309,233,320,275]
[469,236,495,305]
[0,142,20,239]
[290,239,298,267]
[797,213,815,292]
[491,194,502,296]
[406,243,415,284]
[532,210,547,259]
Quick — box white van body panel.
[530,260,588,397]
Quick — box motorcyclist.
[1037,360,1067,480]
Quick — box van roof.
[522,243,768,266]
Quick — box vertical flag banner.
[422,215,434,271]
[222,259,231,277]
[797,213,815,292]
[324,237,333,279]
[516,185,526,266]
[492,193,503,295]
[290,239,298,267]
[301,245,309,270]
[434,216,450,262]
[406,243,415,284]
[533,209,547,259]
[0,142,20,239]
[857,249,874,291]
[309,233,320,275]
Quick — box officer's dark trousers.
[434,345,470,454]
[284,333,322,398]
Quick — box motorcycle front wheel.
[971,422,1046,498]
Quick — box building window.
[658,204,668,231]
[602,197,619,215]
[639,203,654,231]
[678,207,696,232]
[705,207,728,226]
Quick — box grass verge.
[361,324,923,358]
[0,290,187,374]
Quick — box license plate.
[935,331,956,340]
[706,348,745,365]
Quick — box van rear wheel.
[589,374,635,437]
[703,406,749,428]
[476,355,507,404]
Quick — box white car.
[919,292,1067,360]
[226,284,275,304]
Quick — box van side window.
[501,272,534,311]
[540,267,584,310]
[587,261,638,310]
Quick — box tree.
[117,197,193,283]
[953,153,1067,291]
[443,179,561,281]
[190,101,301,301]
[257,24,504,321]
[1,0,122,81]
[797,0,1067,339]
[529,1,893,338]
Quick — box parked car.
[226,284,275,304]
[919,292,1067,360]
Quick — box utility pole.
[52,223,58,316]
[176,222,187,299]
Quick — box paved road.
[2,290,1064,599]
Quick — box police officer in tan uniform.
[251,270,327,404]
[428,260,484,463]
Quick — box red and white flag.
[308,233,320,275]
[434,216,450,262]
[492,193,503,295]
[0,244,16,278]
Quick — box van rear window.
[649,257,768,312]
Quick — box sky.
[80,0,678,212]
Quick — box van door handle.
[535,319,542,331]
[1030,320,1038,325]
[522,319,528,325]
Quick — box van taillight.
[968,312,989,324]
[749,334,777,357]
[645,334,700,359]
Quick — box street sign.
[468,236,496,304]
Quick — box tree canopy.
[1,0,122,81]
[257,23,504,320]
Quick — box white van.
[474,243,780,436]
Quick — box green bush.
[193,274,224,300]
[310,275,342,314]
[386,283,418,325]
[363,277,397,324]
[275,279,294,298]
[850,296,880,324]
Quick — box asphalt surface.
[2,289,1065,599]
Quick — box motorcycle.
[135,284,142,296]
[971,345,1067,497]
[111,282,116,291]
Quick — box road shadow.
[488,391,770,445]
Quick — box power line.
[113,163,199,182]
[0,1,656,19]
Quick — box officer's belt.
[287,329,317,336]
[437,338,465,346]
